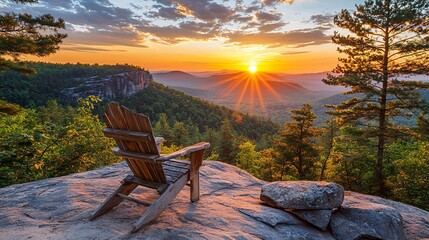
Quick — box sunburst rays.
[207,72,284,117]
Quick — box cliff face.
[0,161,428,240]
[62,70,152,101]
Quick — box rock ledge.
[0,161,428,239]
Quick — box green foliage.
[317,120,339,180]
[274,104,321,180]
[0,1,67,74]
[326,126,377,193]
[256,148,278,181]
[217,120,239,165]
[388,141,429,210]
[0,97,118,187]
[417,115,429,140]
[236,141,261,176]
[323,0,429,195]
[0,100,21,115]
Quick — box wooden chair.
[90,102,210,232]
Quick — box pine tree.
[1,0,67,74]
[236,141,260,175]
[218,119,238,165]
[323,0,429,195]
[318,120,339,180]
[274,104,321,180]
[417,115,429,140]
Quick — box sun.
[248,64,257,73]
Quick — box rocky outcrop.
[260,181,344,231]
[0,161,428,240]
[62,70,152,101]
[330,202,406,240]
[291,209,332,230]
[260,181,410,238]
[260,181,344,210]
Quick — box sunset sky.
[2,0,365,73]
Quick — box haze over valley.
[153,70,344,123]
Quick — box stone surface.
[341,191,429,240]
[291,209,332,230]
[330,202,406,240]
[0,161,428,240]
[62,70,152,101]
[260,181,344,210]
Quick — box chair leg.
[190,171,200,202]
[90,178,138,220]
[132,173,189,232]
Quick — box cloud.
[282,51,310,55]
[225,29,331,48]
[4,0,149,47]
[262,0,295,6]
[153,0,233,22]
[61,44,128,52]
[130,3,143,10]
[258,22,287,33]
[310,14,335,26]
[148,7,186,20]
[232,15,254,23]
[139,21,221,44]
[4,0,333,49]
[255,11,282,22]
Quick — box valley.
[153,70,344,124]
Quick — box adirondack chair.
[90,102,210,232]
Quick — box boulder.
[291,209,332,230]
[341,191,429,240]
[260,181,344,210]
[330,202,406,240]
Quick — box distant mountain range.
[152,70,429,125]
[153,70,352,93]
[154,71,310,99]
[153,70,344,124]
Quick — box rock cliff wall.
[62,70,152,101]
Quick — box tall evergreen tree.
[274,104,320,180]
[417,115,429,140]
[0,0,67,74]
[236,141,260,175]
[323,0,429,195]
[318,120,339,180]
[218,120,238,165]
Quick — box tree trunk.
[319,124,334,180]
[376,118,386,196]
[376,19,391,196]
[297,124,304,179]
[376,84,388,196]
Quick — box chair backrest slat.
[104,103,167,183]
[103,128,151,142]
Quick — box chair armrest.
[113,142,210,163]
[156,142,210,161]
[155,137,164,144]
[155,137,164,152]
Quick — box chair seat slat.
[162,160,190,169]
[162,165,189,175]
